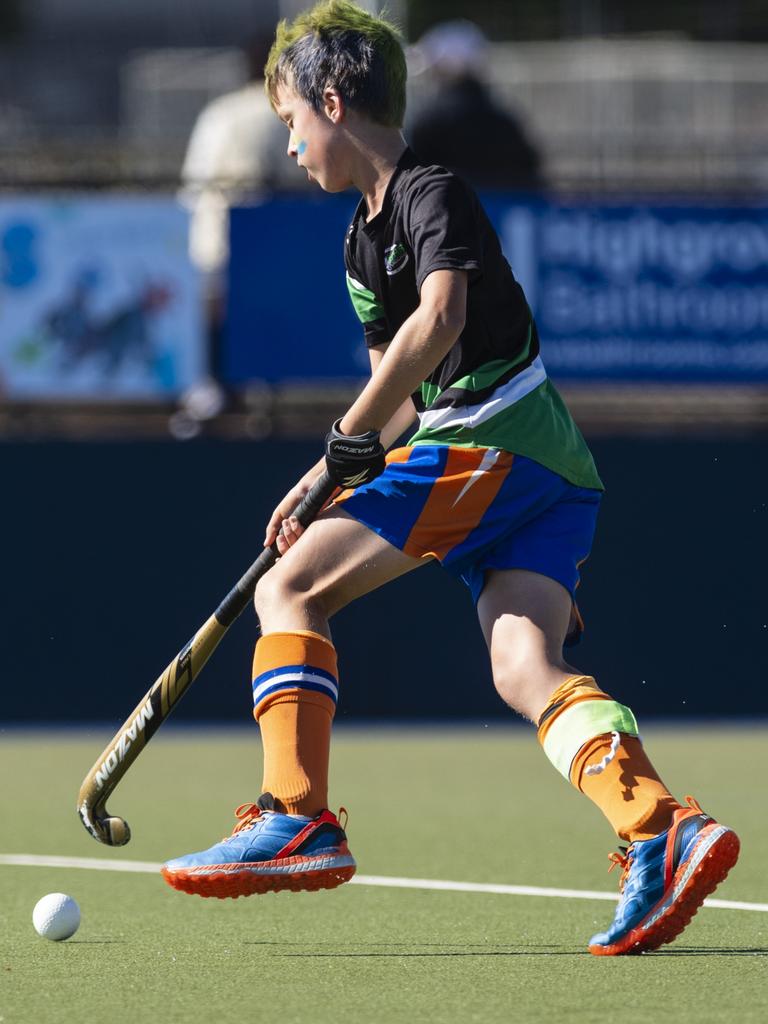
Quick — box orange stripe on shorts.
[333,447,414,506]
[402,448,514,561]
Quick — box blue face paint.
[296,140,307,156]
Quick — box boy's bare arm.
[368,347,418,449]
[339,269,467,436]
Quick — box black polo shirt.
[344,147,535,413]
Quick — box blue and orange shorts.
[335,446,602,644]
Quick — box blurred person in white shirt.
[178,35,307,422]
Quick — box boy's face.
[273,82,351,193]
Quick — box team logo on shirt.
[384,242,409,276]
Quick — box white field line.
[1,853,765,913]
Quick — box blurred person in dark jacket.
[407,20,544,192]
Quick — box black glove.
[325,418,386,489]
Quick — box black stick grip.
[214,470,337,627]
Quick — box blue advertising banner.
[226,195,362,384]
[0,197,205,398]
[495,200,768,381]
[226,196,768,385]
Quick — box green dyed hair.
[265,1,406,127]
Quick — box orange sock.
[252,630,338,817]
[571,733,681,841]
[538,675,682,842]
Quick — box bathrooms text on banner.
[226,197,768,384]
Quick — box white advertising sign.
[0,197,204,398]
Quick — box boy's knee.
[253,562,330,619]
[491,649,531,704]
[254,567,296,617]
[490,641,567,720]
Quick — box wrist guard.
[324,418,386,489]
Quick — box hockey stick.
[77,470,338,847]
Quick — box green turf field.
[1,726,765,1024]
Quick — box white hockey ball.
[32,893,81,941]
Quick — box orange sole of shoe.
[161,850,357,899]
[589,826,741,956]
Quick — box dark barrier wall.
[2,437,766,722]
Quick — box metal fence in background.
[1,41,767,189]
[438,40,768,190]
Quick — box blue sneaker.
[589,795,739,955]
[161,793,356,898]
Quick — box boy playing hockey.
[162,1,739,956]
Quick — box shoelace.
[604,794,707,892]
[607,846,633,893]
[683,794,704,815]
[224,802,349,841]
[224,802,265,840]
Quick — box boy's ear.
[322,86,345,124]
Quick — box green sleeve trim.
[346,273,384,325]
[541,701,638,780]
